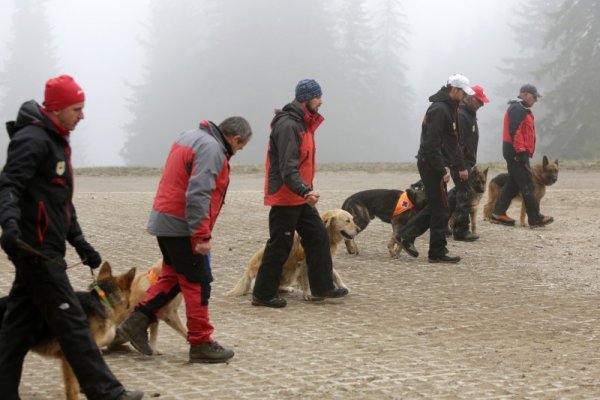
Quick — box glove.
[1,219,21,258]
[71,236,102,269]
[515,152,529,165]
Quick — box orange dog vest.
[393,192,414,217]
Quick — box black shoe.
[311,287,349,300]
[252,295,287,308]
[116,311,153,356]
[189,341,234,363]
[453,231,479,242]
[428,254,461,263]
[401,239,419,257]
[529,215,554,228]
[116,390,144,400]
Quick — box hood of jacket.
[6,100,65,141]
[428,86,456,105]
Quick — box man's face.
[465,95,484,112]
[54,102,85,131]
[449,87,466,102]
[228,135,249,155]
[520,92,538,107]
[306,96,323,114]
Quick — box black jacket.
[0,100,84,257]
[457,102,479,169]
[417,86,464,176]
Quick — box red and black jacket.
[502,99,536,160]
[0,100,83,257]
[264,100,323,206]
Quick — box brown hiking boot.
[116,311,153,356]
[530,215,554,228]
[490,213,516,226]
[189,341,234,363]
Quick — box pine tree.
[0,0,60,164]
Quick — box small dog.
[116,260,187,354]
[227,209,359,300]
[0,262,135,400]
[448,165,489,234]
[341,181,427,257]
[483,155,559,226]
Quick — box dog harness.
[393,192,414,217]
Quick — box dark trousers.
[253,204,334,299]
[447,167,473,234]
[0,256,124,400]
[399,160,450,258]
[493,158,541,225]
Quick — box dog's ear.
[483,167,489,177]
[97,261,113,281]
[543,155,549,167]
[555,159,559,166]
[117,267,137,291]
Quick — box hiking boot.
[428,254,461,264]
[115,390,144,400]
[116,311,153,356]
[189,341,234,363]
[490,213,516,226]
[393,235,419,257]
[252,295,287,308]
[530,215,554,228]
[311,287,349,301]
[453,231,480,242]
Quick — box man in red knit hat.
[0,75,143,400]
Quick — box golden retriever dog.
[0,262,135,400]
[227,209,359,300]
[112,260,187,355]
[483,155,559,226]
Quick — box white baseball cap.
[447,74,475,95]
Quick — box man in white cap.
[394,74,474,263]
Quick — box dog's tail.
[226,271,253,297]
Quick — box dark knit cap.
[295,79,322,102]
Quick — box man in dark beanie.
[491,84,553,228]
[0,75,143,400]
[252,79,348,308]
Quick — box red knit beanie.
[43,75,85,111]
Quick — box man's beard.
[306,103,319,114]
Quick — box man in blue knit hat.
[252,79,348,308]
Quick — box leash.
[16,239,88,270]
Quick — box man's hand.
[71,236,102,269]
[192,237,211,255]
[304,191,320,208]
[515,152,529,165]
[1,219,21,258]
[443,167,451,183]
[458,169,469,181]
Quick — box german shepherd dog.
[341,181,427,257]
[448,165,489,234]
[483,155,559,226]
[0,262,136,400]
[227,209,358,300]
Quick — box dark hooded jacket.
[457,102,479,168]
[417,86,465,176]
[0,100,83,257]
[264,100,323,206]
[502,99,536,160]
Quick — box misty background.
[0,0,597,168]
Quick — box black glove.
[1,219,21,258]
[71,236,102,269]
[515,152,529,165]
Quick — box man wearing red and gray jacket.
[118,117,252,363]
[251,79,348,308]
[491,84,553,228]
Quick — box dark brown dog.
[341,181,427,257]
[483,155,559,226]
[0,262,136,400]
[448,165,489,234]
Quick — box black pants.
[0,255,124,400]
[447,167,473,234]
[253,204,334,299]
[493,158,541,225]
[399,160,449,259]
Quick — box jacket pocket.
[36,201,49,244]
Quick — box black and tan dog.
[483,155,559,226]
[0,262,136,400]
[341,181,427,257]
[448,165,489,234]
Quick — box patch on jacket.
[56,161,66,176]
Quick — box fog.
[0,0,570,167]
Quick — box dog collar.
[93,285,113,309]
